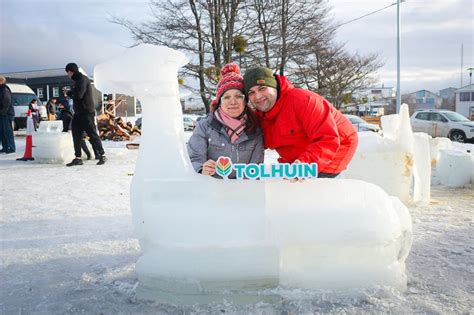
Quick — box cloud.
[330,0,473,92]
[0,0,146,73]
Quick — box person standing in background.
[0,76,16,154]
[58,87,73,131]
[46,98,57,120]
[29,99,40,130]
[64,62,106,166]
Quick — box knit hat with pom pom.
[211,63,245,111]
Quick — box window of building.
[426,98,434,104]
[416,98,424,104]
[37,88,43,99]
[53,87,59,97]
[460,92,470,101]
[416,91,425,98]
[371,89,382,94]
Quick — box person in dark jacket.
[0,76,16,153]
[29,99,40,130]
[57,88,74,131]
[58,102,73,132]
[244,67,358,179]
[65,63,106,166]
[46,98,57,120]
[187,63,264,178]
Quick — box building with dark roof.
[1,69,139,117]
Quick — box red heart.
[219,156,230,167]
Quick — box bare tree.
[243,0,334,74]
[112,0,382,111]
[111,0,244,113]
[291,41,383,109]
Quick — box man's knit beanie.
[243,66,277,94]
[65,63,79,73]
[211,63,245,111]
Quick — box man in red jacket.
[243,67,358,178]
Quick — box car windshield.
[442,112,470,122]
[12,93,39,106]
[347,116,365,124]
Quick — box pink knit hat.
[211,63,245,111]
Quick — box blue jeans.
[0,115,15,152]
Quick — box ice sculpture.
[344,105,432,205]
[94,45,413,304]
[429,137,452,167]
[412,133,431,206]
[437,149,472,187]
[33,121,74,163]
[94,45,279,304]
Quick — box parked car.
[410,109,474,143]
[344,114,380,133]
[8,83,46,130]
[183,114,196,131]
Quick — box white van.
[7,83,47,130]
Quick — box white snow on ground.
[1,134,473,314]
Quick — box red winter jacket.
[257,75,358,174]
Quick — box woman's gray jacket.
[187,112,264,178]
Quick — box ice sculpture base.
[135,245,280,304]
[136,276,280,305]
[437,149,472,187]
[279,244,407,291]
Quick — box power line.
[336,1,405,29]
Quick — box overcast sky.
[1,0,472,94]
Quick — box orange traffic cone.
[17,110,35,161]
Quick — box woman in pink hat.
[187,63,263,178]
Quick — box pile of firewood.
[97,113,141,141]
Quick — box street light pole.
[468,67,473,119]
[396,0,401,113]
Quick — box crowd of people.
[2,61,359,176]
[0,63,107,166]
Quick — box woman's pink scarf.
[215,108,247,143]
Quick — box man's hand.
[202,159,217,176]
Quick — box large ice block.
[266,179,412,291]
[437,149,472,187]
[412,133,431,206]
[344,131,413,203]
[345,106,433,205]
[33,121,74,163]
[429,137,452,167]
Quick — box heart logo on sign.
[216,156,232,178]
[220,157,230,167]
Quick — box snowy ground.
[1,134,473,314]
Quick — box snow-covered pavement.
[0,139,473,314]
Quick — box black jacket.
[71,72,95,115]
[46,101,56,115]
[0,84,14,117]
